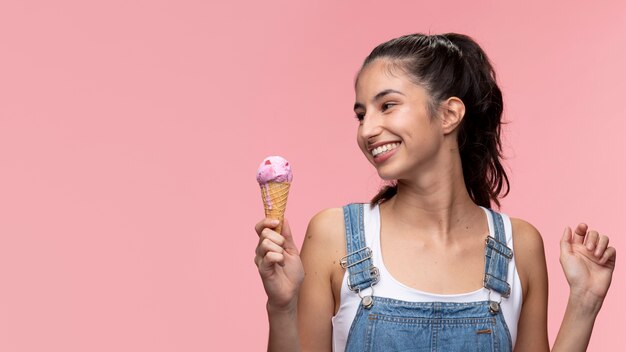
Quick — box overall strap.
[483,209,513,298]
[341,203,380,292]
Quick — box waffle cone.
[260,182,290,234]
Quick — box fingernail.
[271,219,280,225]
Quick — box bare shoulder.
[510,217,545,257]
[306,207,345,241]
[300,207,346,267]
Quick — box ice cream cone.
[260,181,290,234]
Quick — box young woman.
[253,33,616,351]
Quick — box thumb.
[281,219,299,254]
[560,226,572,255]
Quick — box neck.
[381,151,484,240]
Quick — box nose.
[359,113,383,141]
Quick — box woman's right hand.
[254,218,305,311]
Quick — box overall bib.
[341,204,513,352]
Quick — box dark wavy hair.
[363,33,509,208]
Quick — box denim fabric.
[483,212,513,298]
[341,203,379,292]
[342,204,513,352]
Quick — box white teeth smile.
[372,142,400,157]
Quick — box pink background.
[1,1,624,351]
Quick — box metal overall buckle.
[356,284,375,309]
[487,290,502,315]
[340,247,373,269]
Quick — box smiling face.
[354,59,446,181]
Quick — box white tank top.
[331,205,523,352]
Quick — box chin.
[375,167,400,181]
[378,174,396,181]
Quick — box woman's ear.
[440,97,465,135]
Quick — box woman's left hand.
[560,224,617,303]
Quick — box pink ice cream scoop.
[256,156,293,184]
[256,156,292,234]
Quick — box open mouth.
[371,142,400,157]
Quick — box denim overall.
[341,204,513,352]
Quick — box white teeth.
[372,143,399,157]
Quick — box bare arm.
[552,224,616,352]
[512,220,616,352]
[298,208,344,351]
[511,219,550,352]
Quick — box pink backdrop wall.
[1,1,624,351]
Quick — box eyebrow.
[353,89,405,111]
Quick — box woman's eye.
[382,103,395,111]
